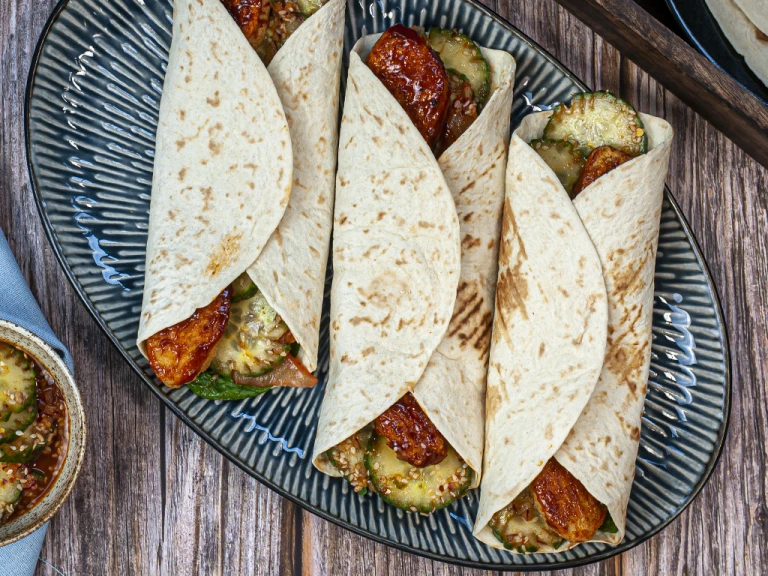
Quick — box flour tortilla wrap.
[705,0,768,86]
[312,30,513,476]
[415,48,516,485]
[138,0,345,373]
[733,0,768,36]
[475,110,673,551]
[247,0,345,371]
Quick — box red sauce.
[3,345,68,524]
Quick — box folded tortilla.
[733,0,768,36]
[474,110,673,551]
[312,35,516,486]
[705,0,768,86]
[138,0,345,372]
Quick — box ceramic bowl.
[0,320,86,547]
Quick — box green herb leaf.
[526,545,538,553]
[599,512,619,534]
[188,370,271,401]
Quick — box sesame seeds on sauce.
[1,345,68,526]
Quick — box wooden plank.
[160,410,299,576]
[552,0,768,169]
[619,59,768,576]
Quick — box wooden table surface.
[1,0,766,574]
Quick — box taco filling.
[220,0,330,65]
[146,272,317,398]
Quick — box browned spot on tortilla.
[539,342,546,357]
[208,140,222,156]
[204,230,243,278]
[338,215,348,225]
[550,211,561,220]
[495,198,529,323]
[361,347,375,358]
[206,92,221,107]
[200,187,213,212]
[462,212,474,222]
[558,286,569,298]
[460,181,476,194]
[544,423,553,440]
[377,211,386,221]
[179,110,186,120]
[462,235,481,249]
[630,426,640,441]
[604,338,649,398]
[176,140,186,151]
[486,384,502,419]
[184,75,191,84]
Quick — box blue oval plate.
[25,0,730,569]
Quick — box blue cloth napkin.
[0,227,74,575]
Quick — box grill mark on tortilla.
[462,234,481,249]
[495,198,529,321]
[204,230,243,278]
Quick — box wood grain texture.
[0,0,763,574]
[553,0,768,170]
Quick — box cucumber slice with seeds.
[297,0,326,16]
[231,272,258,304]
[364,433,471,513]
[0,343,36,419]
[0,405,37,444]
[488,488,564,552]
[427,28,491,107]
[0,464,24,523]
[543,91,647,157]
[530,139,586,197]
[327,426,373,494]
[0,413,57,464]
[210,290,291,378]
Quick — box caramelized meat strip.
[366,24,451,150]
[232,353,318,388]
[374,392,447,467]
[530,458,607,543]
[572,145,632,196]
[220,0,271,50]
[146,288,232,388]
[435,70,478,156]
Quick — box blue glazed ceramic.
[25,0,729,569]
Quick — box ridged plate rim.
[24,0,731,569]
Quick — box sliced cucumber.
[364,433,471,513]
[488,488,564,552]
[0,343,36,419]
[427,28,490,107]
[543,91,647,157]
[209,290,291,378]
[231,272,259,303]
[187,370,271,401]
[297,0,326,16]
[0,413,57,464]
[0,464,24,523]
[327,426,373,494]
[530,139,586,197]
[0,405,37,444]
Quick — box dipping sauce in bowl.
[0,341,69,525]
